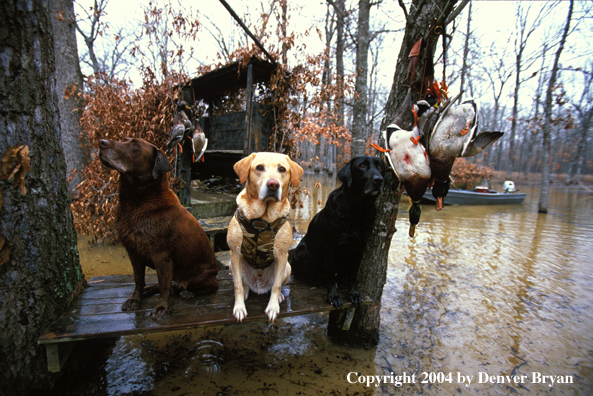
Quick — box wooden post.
[44,343,73,373]
[243,63,254,156]
[180,136,192,206]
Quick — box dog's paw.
[233,303,248,322]
[121,298,140,311]
[278,292,285,304]
[327,291,342,308]
[348,290,362,306]
[180,289,194,299]
[151,303,170,320]
[265,301,280,322]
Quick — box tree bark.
[328,0,458,347]
[50,0,88,193]
[539,0,573,213]
[0,0,85,393]
[350,0,371,157]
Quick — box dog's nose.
[267,179,280,191]
[99,139,109,148]
[373,175,383,186]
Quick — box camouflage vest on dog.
[235,208,289,270]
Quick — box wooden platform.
[38,266,370,372]
[198,215,233,250]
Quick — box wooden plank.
[39,271,370,344]
[45,342,73,373]
[202,149,243,154]
[199,215,233,236]
[216,250,231,267]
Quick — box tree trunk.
[314,140,322,172]
[0,1,85,393]
[328,0,458,347]
[281,0,288,65]
[321,3,334,174]
[335,0,345,127]
[350,0,371,157]
[459,1,472,102]
[576,137,587,183]
[507,67,521,178]
[539,0,573,213]
[50,0,88,194]
[333,0,345,175]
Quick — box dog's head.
[337,156,385,197]
[234,152,304,202]
[98,138,172,181]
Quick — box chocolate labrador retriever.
[98,137,218,319]
[291,156,385,308]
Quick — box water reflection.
[386,185,593,394]
[68,176,593,395]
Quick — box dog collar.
[235,208,289,270]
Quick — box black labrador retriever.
[291,156,385,308]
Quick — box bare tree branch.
[445,0,469,25]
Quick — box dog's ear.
[337,160,353,188]
[234,153,256,184]
[152,148,173,179]
[287,157,304,187]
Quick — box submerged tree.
[327,0,462,346]
[50,0,88,193]
[507,3,549,178]
[0,0,85,393]
[350,0,372,157]
[539,0,574,213]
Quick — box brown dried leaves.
[451,158,493,190]
[72,74,178,243]
[1,145,31,195]
[0,233,10,268]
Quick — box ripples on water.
[71,175,593,395]
[382,185,593,395]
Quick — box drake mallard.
[427,99,503,210]
[167,107,194,154]
[381,99,433,237]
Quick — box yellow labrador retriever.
[227,152,303,322]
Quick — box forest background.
[67,0,593,243]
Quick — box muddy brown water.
[65,173,593,395]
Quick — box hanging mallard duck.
[375,89,434,237]
[166,101,193,154]
[427,98,504,210]
[191,123,208,163]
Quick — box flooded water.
[66,174,593,395]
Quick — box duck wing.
[382,128,398,178]
[460,99,479,156]
[427,92,463,148]
[461,131,504,157]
